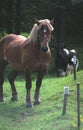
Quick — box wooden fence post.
[74,64,76,80]
[77,82,80,128]
[62,87,69,115]
[71,55,77,80]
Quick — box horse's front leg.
[25,72,32,107]
[34,71,45,105]
[8,70,19,101]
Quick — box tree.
[0,1,7,35]
[0,1,3,33]
[55,0,72,43]
[6,0,14,34]
[15,0,21,34]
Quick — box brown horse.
[0,19,54,107]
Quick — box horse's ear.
[61,43,67,48]
[50,18,54,25]
[34,18,40,25]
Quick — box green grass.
[0,70,83,130]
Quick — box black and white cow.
[64,48,79,76]
[52,43,79,77]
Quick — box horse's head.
[35,19,54,53]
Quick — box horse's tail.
[0,37,6,61]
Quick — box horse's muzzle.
[41,46,48,53]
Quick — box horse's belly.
[4,44,23,71]
[23,59,50,73]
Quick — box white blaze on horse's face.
[38,25,51,53]
[43,29,47,33]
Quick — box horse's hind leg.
[8,70,19,101]
[0,72,4,102]
[0,61,7,102]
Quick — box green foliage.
[0,32,7,38]
[0,71,83,130]
[21,32,29,38]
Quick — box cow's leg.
[34,71,45,105]
[25,71,32,107]
[8,70,19,101]
[56,68,60,77]
[55,61,60,77]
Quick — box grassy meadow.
[0,70,83,130]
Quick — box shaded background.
[0,0,83,71]
[0,0,83,36]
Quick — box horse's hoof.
[34,100,41,105]
[26,103,33,108]
[11,96,18,101]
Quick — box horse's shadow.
[0,101,36,122]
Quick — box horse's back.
[0,34,26,45]
[0,34,17,45]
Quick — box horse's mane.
[28,19,54,43]
[28,24,39,43]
